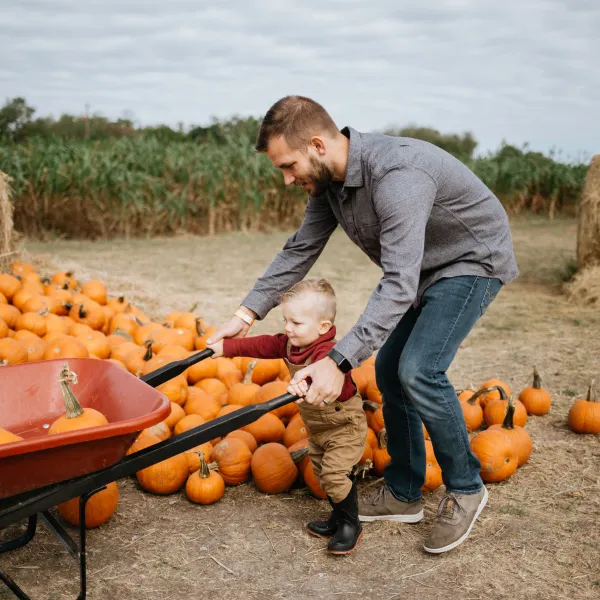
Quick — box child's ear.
[318,320,333,335]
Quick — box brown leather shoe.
[423,486,488,554]
[358,485,424,523]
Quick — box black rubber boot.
[306,496,338,538]
[327,478,363,555]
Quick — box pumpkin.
[110,341,140,363]
[302,461,327,499]
[48,364,109,434]
[0,338,28,364]
[136,452,189,495]
[567,380,600,434]
[366,427,378,449]
[186,451,225,504]
[43,335,89,360]
[483,386,527,427]
[217,404,243,418]
[0,318,8,339]
[133,322,164,346]
[421,458,443,493]
[126,431,161,456]
[195,378,228,399]
[69,300,106,331]
[11,287,35,312]
[195,326,217,350]
[242,412,285,444]
[0,428,23,444]
[460,386,486,432]
[225,430,258,453]
[210,438,252,485]
[470,429,518,483]
[227,360,260,405]
[489,397,533,467]
[0,304,21,329]
[122,341,153,375]
[173,414,206,436]
[106,295,130,314]
[457,385,476,403]
[165,402,186,429]
[10,261,35,277]
[251,443,298,494]
[81,280,107,305]
[518,367,551,415]
[157,374,188,406]
[359,441,373,465]
[251,359,281,385]
[283,417,309,447]
[13,328,39,341]
[373,429,391,476]
[351,364,375,398]
[22,294,61,315]
[370,406,385,435]
[183,442,214,473]
[76,330,111,360]
[145,422,171,442]
[15,312,47,338]
[187,356,219,384]
[366,379,382,403]
[254,380,297,421]
[0,291,6,304]
[45,313,70,336]
[57,481,119,528]
[174,311,207,336]
[478,379,512,409]
[288,439,310,472]
[108,312,139,337]
[51,271,78,290]
[151,327,194,353]
[0,273,21,301]
[23,337,46,362]
[184,387,221,419]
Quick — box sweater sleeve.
[222,333,288,359]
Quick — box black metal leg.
[39,511,79,558]
[0,515,37,553]
[0,570,31,600]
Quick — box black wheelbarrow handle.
[141,348,215,388]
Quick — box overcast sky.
[2,0,598,158]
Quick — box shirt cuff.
[239,289,277,321]
[331,330,372,369]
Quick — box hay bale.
[0,170,22,272]
[564,265,600,306]
[576,154,600,270]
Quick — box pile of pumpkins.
[1,263,599,530]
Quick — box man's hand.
[288,357,345,407]
[206,307,257,345]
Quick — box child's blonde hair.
[280,278,337,323]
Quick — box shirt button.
[335,406,341,412]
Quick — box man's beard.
[307,154,334,196]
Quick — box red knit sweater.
[222,326,357,402]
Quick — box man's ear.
[310,136,327,156]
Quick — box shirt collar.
[340,126,363,188]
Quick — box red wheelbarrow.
[0,350,299,599]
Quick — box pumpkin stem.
[587,380,597,402]
[198,451,210,478]
[59,363,84,419]
[467,387,491,405]
[353,459,373,479]
[378,428,388,449]
[134,316,145,327]
[501,396,516,430]
[36,307,50,317]
[0,360,8,367]
[78,304,87,319]
[207,461,219,471]
[117,295,125,304]
[290,446,309,464]
[488,384,509,400]
[143,341,153,361]
[113,328,134,342]
[188,302,199,313]
[362,400,381,412]
[532,366,542,389]
[243,359,258,384]
[194,318,205,336]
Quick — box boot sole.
[306,527,333,539]
[423,486,488,554]
[359,510,424,523]
[327,531,363,555]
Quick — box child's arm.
[207,333,288,360]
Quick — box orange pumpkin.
[350,364,375,398]
[0,304,21,329]
[187,356,218,384]
[0,338,28,364]
[251,443,298,494]
[489,398,533,467]
[373,429,391,476]
[48,364,109,434]
[136,453,189,495]
[366,379,382,403]
[254,380,297,421]
[195,378,228,398]
[183,442,214,473]
[43,335,89,360]
[242,412,285,444]
[165,402,186,429]
[478,379,512,409]
[251,359,281,385]
[185,451,225,504]
[69,300,106,331]
[227,361,261,405]
[470,428,518,483]
[225,430,258,453]
[185,387,221,419]
[483,387,527,427]
[211,438,253,485]
[173,414,206,436]
[0,273,21,301]
[81,280,107,305]
[14,312,47,338]
[157,374,188,406]
[283,417,309,447]
[0,428,23,444]
[57,481,119,528]
[460,387,486,432]
[567,380,600,434]
[302,461,327,499]
[518,367,551,415]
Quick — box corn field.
[0,134,589,239]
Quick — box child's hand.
[287,379,309,403]
[206,339,223,358]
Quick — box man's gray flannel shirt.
[241,126,519,368]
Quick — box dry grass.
[2,216,600,600]
[0,170,22,272]
[564,265,600,306]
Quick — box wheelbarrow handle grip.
[140,348,214,388]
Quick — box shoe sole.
[306,527,333,539]
[359,510,424,524]
[327,531,363,555]
[423,486,488,554]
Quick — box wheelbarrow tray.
[0,358,170,500]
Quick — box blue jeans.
[375,275,503,501]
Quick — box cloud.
[1,0,598,156]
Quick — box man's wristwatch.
[234,307,255,327]
[327,348,353,374]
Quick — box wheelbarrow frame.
[0,349,300,599]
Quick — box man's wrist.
[235,305,257,326]
[327,348,353,374]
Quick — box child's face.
[281,294,332,348]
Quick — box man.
[207,95,519,554]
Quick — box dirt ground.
[2,216,599,600]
